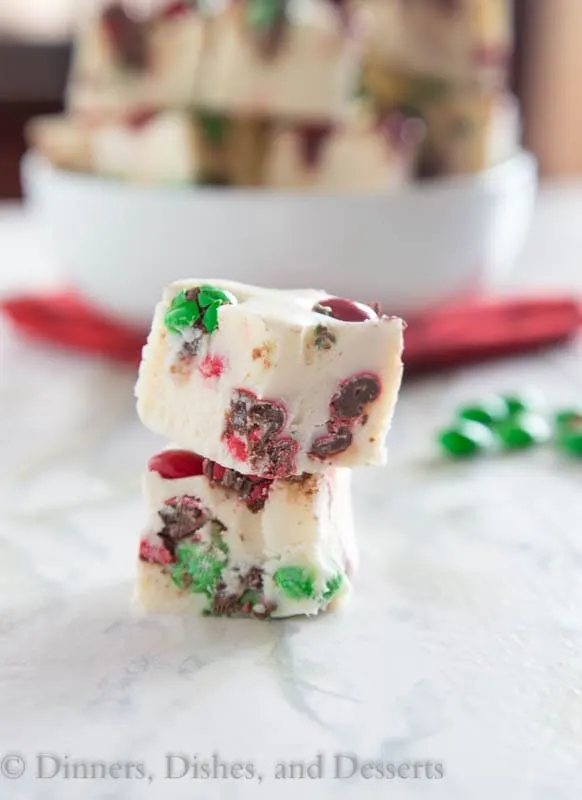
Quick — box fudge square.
[194,0,361,121]
[135,448,356,619]
[67,1,205,118]
[135,280,404,478]
[27,111,200,184]
[420,89,520,175]
[362,0,513,88]
[263,102,423,191]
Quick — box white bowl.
[22,150,537,325]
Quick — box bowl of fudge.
[23,0,537,324]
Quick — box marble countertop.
[1,192,582,799]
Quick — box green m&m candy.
[457,395,510,427]
[164,290,200,334]
[438,420,495,458]
[495,412,551,451]
[164,285,236,335]
[500,389,545,417]
[555,409,582,428]
[555,409,582,457]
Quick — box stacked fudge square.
[360,0,519,177]
[26,0,423,191]
[27,2,205,185]
[134,280,404,619]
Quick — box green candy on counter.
[555,408,582,457]
[554,409,582,428]
[500,390,545,417]
[557,431,582,457]
[438,420,495,458]
[457,395,511,427]
[495,412,551,451]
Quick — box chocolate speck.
[211,593,241,616]
[314,325,336,351]
[157,495,208,554]
[313,303,332,317]
[285,473,319,498]
[223,390,297,477]
[243,566,264,591]
[204,457,272,512]
[184,287,200,303]
[250,401,285,445]
[179,334,202,360]
[252,603,276,620]
[331,374,381,419]
[267,437,298,476]
[309,428,353,459]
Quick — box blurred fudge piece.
[263,101,423,190]
[195,0,363,121]
[26,114,93,172]
[135,448,356,618]
[91,110,200,184]
[67,1,205,118]
[316,102,424,190]
[356,62,519,176]
[263,122,335,189]
[363,0,513,87]
[135,280,404,478]
[420,89,520,175]
[359,60,434,112]
[27,111,201,184]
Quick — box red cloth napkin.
[1,292,146,365]
[1,291,581,374]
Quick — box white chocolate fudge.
[25,114,93,173]
[27,111,200,184]
[67,2,205,118]
[263,123,332,190]
[421,89,519,175]
[195,0,361,121]
[363,0,513,87]
[135,280,404,478]
[317,103,423,191]
[355,62,519,176]
[135,448,356,618]
[91,110,199,184]
[263,104,422,191]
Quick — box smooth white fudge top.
[164,278,398,330]
[167,279,328,327]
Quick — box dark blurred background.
[0,0,576,198]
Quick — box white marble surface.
[1,192,582,799]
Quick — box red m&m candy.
[314,297,378,323]
[147,450,204,479]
